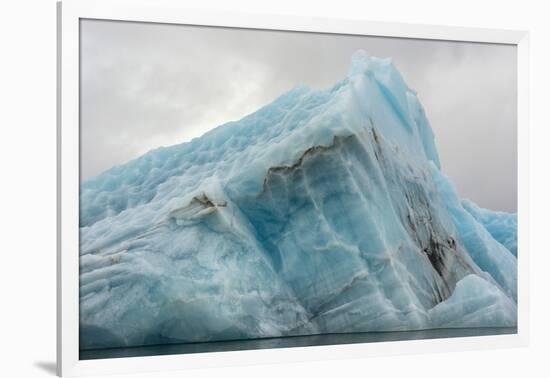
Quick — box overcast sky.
[80,19,517,212]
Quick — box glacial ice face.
[462,200,518,257]
[430,167,517,300]
[79,51,517,349]
[428,274,517,328]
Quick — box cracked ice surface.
[79,50,517,349]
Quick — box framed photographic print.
[57,0,530,376]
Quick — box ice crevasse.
[79,50,517,349]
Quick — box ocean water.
[80,327,516,360]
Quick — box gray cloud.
[80,19,517,212]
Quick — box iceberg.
[79,50,517,349]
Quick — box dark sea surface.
[80,327,516,360]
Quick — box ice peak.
[348,50,372,78]
[348,50,394,77]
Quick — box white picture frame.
[57,0,530,376]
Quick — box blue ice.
[79,51,517,349]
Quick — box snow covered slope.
[79,50,517,349]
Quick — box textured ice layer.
[428,274,517,328]
[431,168,517,300]
[79,51,517,349]
[462,200,518,257]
